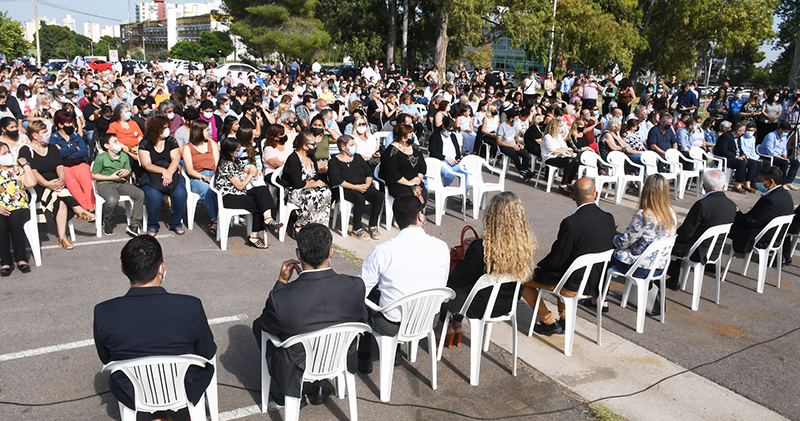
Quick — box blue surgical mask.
[443,130,451,138]
[237,147,246,158]
[122,93,128,100]
[347,146,357,156]
[781,133,788,141]
[757,182,768,193]
[123,111,132,121]
[147,82,153,87]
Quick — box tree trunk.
[791,30,800,90]
[434,2,448,84]
[401,0,410,73]
[387,0,398,67]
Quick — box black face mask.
[5,130,19,140]
[278,135,288,144]
[577,126,585,131]
[63,126,75,135]
[310,127,324,136]
[287,121,298,128]
[306,146,317,156]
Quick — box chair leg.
[285,396,302,421]
[118,401,136,421]
[635,280,647,333]
[482,323,493,352]
[187,198,196,230]
[24,222,42,267]
[376,335,398,402]
[691,264,704,311]
[679,260,691,291]
[659,276,666,323]
[562,298,578,356]
[722,246,735,282]
[261,341,270,413]
[469,320,484,386]
[741,251,754,276]
[219,216,230,251]
[187,395,207,421]
[620,278,633,309]
[335,374,345,399]
[346,372,358,421]
[756,250,768,293]
[777,246,783,289]
[68,220,76,242]
[436,313,450,362]
[511,313,518,376]
[460,192,467,221]
[472,191,481,219]
[95,197,103,237]
[715,261,722,304]
[528,289,544,337]
[408,340,418,363]
[207,356,219,421]
[428,331,438,390]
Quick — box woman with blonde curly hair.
[438,191,536,348]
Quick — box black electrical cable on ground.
[1,324,797,419]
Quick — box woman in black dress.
[328,135,384,240]
[379,123,427,204]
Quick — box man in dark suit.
[730,166,795,254]
[712,121,751,193]
[522,178,616,335]
[665,170,738,290]
[252,224,368,407]
[782,204,800,264]
[93,236,217,411]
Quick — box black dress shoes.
[305,380,333,406]
[533,321,564,336]
[358,357,373,374]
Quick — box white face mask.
[0,153,14,167]
[203,111,214,120]
[356,125,367,134]
[110,143,122,154]
[167,112,175,120]
[161,128,170,138]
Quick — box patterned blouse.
[613,209,676,269]
[214,158,248,196]
[0,165,30,211]
[622,131,645,151]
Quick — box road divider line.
[0,314,248,363]
[40,234,176,250]
[220,404,261,420]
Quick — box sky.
[2,0,789,66]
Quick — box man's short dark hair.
[759,165,783,185]
[120,235,163,286]
[297,223,332,268]
[779,121,791,131]
[393,195,424,229]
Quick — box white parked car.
[210,63,258,79]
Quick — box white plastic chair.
[665,149,701,199]
[91,158,138,237]
[371,131,391,150]
[24,188,76,266]
[436,275,521,386]
[181,168,202,231]
[605,151,644,204]
[640,151,680,197]
[688,147,726,180]
[458,155,508,219]
[271,166,299,241]
[577,151,618,201]
[670,223,732,311]
[260,323,371,420]
[709,152,735,186]
[372,164,394,232]
[208,175,256,251]
[367,288,455,401]
[534,157,561,193]
[331,182,381,238]
[528,250,614,356]
[424,157,466,226]
[788,234,800,263]
[601,236,676,334]
[722,214,794,294]
[102,354,219,421]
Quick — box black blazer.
[673,191,738,262]
[93,287,217,410]
[254,269,368,398]
[428,131,462,161]
[713,131,739,161]
[534,204,616,294]
[730,187,795,253]
[281,151,322,189]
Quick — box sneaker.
[103,224,113,236]
[126,226,140,237]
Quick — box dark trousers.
[480,134,498,157]
[727,157,748,183]
[222,186,276,232]
[545,157,580,185]
[96,182,145,228]
[772,157,800,185]
[0,209,29,266]
[358,288,401,360]
[499,146,532,174]
[745,159,764,183]
[338,186,384,231]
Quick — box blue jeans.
[189,169,218,221]
[141,175,187,232]
[628,154,642,164]
[461,132,476,154]
[441,160,468,187]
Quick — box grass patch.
[588,404,627,421]
[333,245,364,266]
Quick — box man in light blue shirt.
[560,71,574,102]
[384,114,419,147]
[676,124,693,151]
[758,121,799,185]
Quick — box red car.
[87,59,113,72]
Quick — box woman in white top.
[480,103,500,157]
[351,115,379,166]
[541,118,580,194]
[456,106,476,154]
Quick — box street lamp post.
[546,0,557,73]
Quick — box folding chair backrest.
[374,163,385,184]
[624,236,676,280]
[554,249,614,296]
[458,274,521,322]
[459,155,486,185]
[378,288,455,342]
[102,354,210,413]
[688,147,705,163]
[373,131,391,150]
[753,215,795,252]
[687,223,733,264]
[279,323,372,382]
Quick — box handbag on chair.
[450,225,479,274]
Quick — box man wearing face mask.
[0,87,24,127]
[279,110,301,142]
[729,166,794,255]
[496,111,534,181]
[646,113,678,157]
[93,235,217,413]
[91,134,145,236]
[295,95,315,130]
[758,122,799,188]
[728,88,746,124]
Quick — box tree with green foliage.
[198,31,234,60]
[222,0,330,60]
[773,0,799,87]
[38,23,92,62]
[93,36,120,60]
[0,12,29,59]
[169,41,203,61]
[315,0,388,65]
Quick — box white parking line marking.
[0,314,248,362]
[40,234,176,250]
[220,405,261,420]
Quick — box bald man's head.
[573,178,597,205]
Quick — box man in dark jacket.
[730,166,795,254]
[428,117,466,186]
[522,178,616,335]
[712,121,752,193]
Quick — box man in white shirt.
[357,195,450,373]
[523,72,538,105]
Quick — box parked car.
[210,63,258,79]
[326,64,360,79]
[44,61,65,73]
[87,59,113,72]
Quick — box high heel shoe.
[444,326,455,349]
[453,324,464,348]
[78,211,97,222]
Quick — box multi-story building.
[121,12,238,60]
[135,1,222,23]
[62,15,76,32]
[84,22,101,43]
[23,16,57,42]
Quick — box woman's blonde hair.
[568,118,586,137]
[638,174,677,233]
[482,192,536,282]
[544,118,560,138]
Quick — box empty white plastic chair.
[534,158,561,193]
[601,236,676,334]
[459,155,508,219]
[367,288,455,401]
[605,151,644,204]
[424,157,466,225]
[436,275,522,386]
[722,214,794,294]
[271,167,299,242]
[671,223,732,311]
[208,175,256,251]
[528,250,614,356]
[640,151,679,197]
[260,323,371,419]
[102,354,219,421]
[181,168,202,230]
[664,149,701,199]
[578,151,618,201]
[372,164,395,232]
